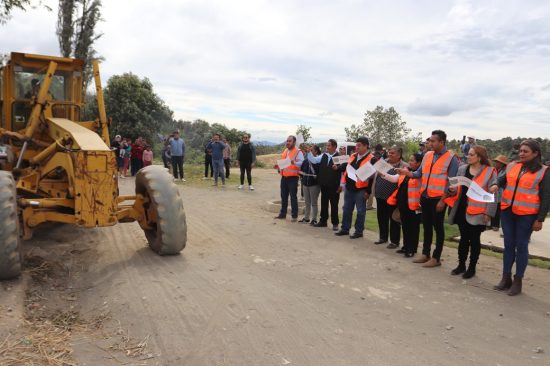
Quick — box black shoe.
[334,230,349,236]
[332,225,339,231]
[451,263,466,276]
[396,248,406,254]
[374,239,387,245]
[386,243,399,249]
[309,220,318,226]
[274,215,286,219]
[350,232,364,239]
[404,252,414,258]
[313,222,327,227]
[298,218,310,223]
[462,264,476,279]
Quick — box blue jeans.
[280,176,299,218]
[212,159,225,184]
[341,189,367,233]
[501,208,537,278]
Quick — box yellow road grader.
[0,52,187,280]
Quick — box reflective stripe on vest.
[387,174,421,210]
[341,152,373,189]
[501,163,547,215]
[466,166,495,215]
[281,148,300,177]
[421,150,454,198]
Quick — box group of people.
[275,131,549,296]
[111,135,154,178]
[157,131,258,189]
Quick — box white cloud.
[1,0,549,142]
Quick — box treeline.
[447,137,550,162]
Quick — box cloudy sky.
[2,0,550,142]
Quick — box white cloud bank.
[1,0,549,142]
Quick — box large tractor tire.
[0,171,22,280]
[135,166,187,255]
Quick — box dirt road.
[2,168,550,365]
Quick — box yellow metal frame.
[0,52,148,240]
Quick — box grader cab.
[0,52,187,280]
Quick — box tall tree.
[345,106,411,146]
[56,0,103,83]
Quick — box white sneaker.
[249,185,254,191]
[202,177,208,180]
[238,185,243,190]
[181,178,186,182]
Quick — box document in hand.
[356,163,376,182]
[296,134,304,146]
[466,181,495,202]
[373,159,394,173]
[277,158,292,170]
[332,155,349,165]
[346,164,357,182]
[449,176,472,188]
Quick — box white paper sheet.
[356,163,377,182]
[277,158,291,170]
[466,181,495,202]
[346,164,357,182]
[449,176,472,188]
[296,134,304,146]
[373,159,394,173]
[332,155,349,165]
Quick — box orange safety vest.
[421,150,455,198]
[501,163,547,215]
[341,152,373,189]
[387,174,421,210]
[280,147,300,177]
[444,166,495,214]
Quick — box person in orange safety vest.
[274,135,304,222]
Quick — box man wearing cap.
[491,155,508,231]
[169,131,186,181]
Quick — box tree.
[56,0,103,84]
[0,0,50,24]
[345,106,411,146]
[296,124,312,142]
[86,73,174,145]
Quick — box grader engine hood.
[47,117,118,227]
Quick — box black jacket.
[316,152,341,187]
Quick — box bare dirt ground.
[2,168,550,366]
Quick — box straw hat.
[492,155,508,165]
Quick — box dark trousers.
[376,198,401,244]
[224,158,231,178]
[400,207,421,254]
[240,162,252,185]
[204,156,213,177]
[280,176,299,218]
[457,221,483,265]
[421,196,446,260]
[491,205,501,228]
[320,185,340,225]
[501,208,537,278]
[131,158,143,176]
[171,155,184,179]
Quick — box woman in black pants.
[443,146,497,279]
[384,153,423,257]
[236,134,257,191]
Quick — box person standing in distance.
[207,134,227,187]
[274,135,304,222]
[169,131,186,181]
[236,133,256,191]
